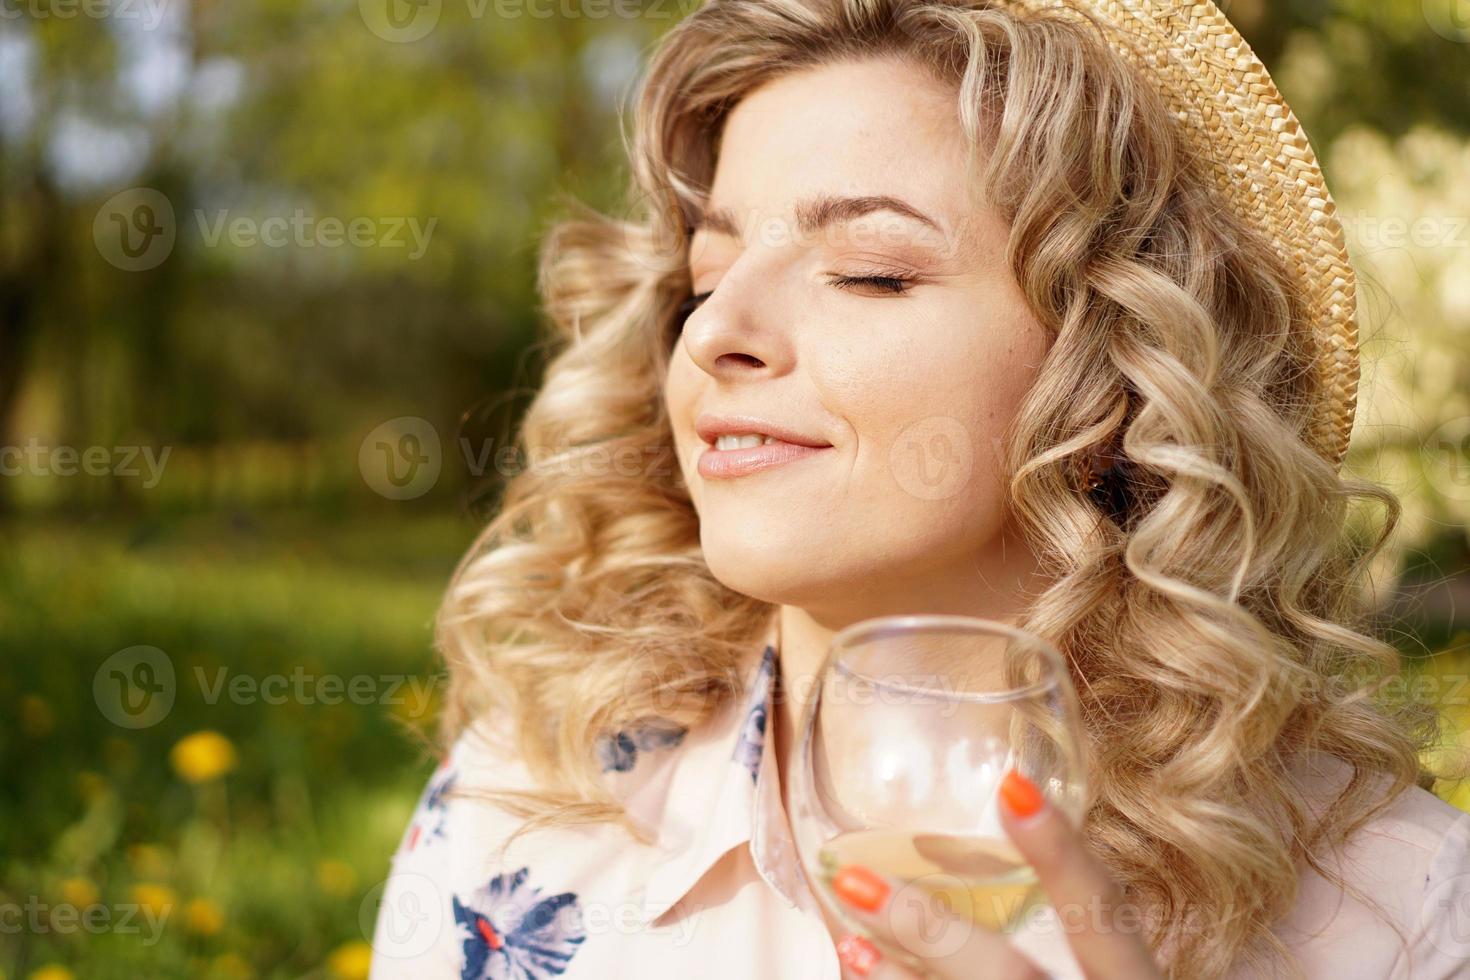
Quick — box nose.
[679,252,795,380]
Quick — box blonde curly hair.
[434,1,1454,976]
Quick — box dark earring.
[1079,446,1137,524]
[1072,451,1105,494]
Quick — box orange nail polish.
[836,934,881,976]
[832,864,889,913]
[1000,768,1045,819]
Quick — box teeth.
[715,433,780,450]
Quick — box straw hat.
[990,0,1359,471]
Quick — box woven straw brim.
[990,0,1359,470]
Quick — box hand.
[828,768,1165,980]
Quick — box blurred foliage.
[1,0,655,490]
[0,0,1468,976]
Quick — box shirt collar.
[619,614,821,925]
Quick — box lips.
[694,413,832,449]
[694,412,834,480]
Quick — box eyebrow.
[690,193,945,241]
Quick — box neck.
[769,528,1051,807]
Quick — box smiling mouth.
[697,435,832,479]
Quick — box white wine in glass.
[817,828,1044,933]
[790,615,1088,961]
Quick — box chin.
[699,523,868,608]
[700,525,800,593]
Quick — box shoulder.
[1352,780,1470,978]
[367,712,692,978]
[367,718,534,976]
[1270,753,1470,979]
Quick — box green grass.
[0,510,476,980]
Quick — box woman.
[370,0,1470,977]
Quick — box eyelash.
[672,274,916,331]
[828,274,915,295]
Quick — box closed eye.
[825,274,915,295]
[671,273,916,337]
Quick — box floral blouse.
[370,617,1470,979]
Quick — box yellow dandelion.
[20,695,54,738]
[326,940,373,980]
[208,953,253,980]
[315,859,357,897]
[184,897,225,937]
[59,877,99,908]
[130,882,178,918]
[28,966,74,980]
[170,731,237,784]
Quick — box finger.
[836,933,922,980]
[831,863,1049,980]
[998,767,1161,978]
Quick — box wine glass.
[790,614,1088,965]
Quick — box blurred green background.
[1,1,1468,978]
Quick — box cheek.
[814,303,1046,529]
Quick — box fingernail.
[1000,767,1045,820]
[832,864,889,913]
[836,934,881,976]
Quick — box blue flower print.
[404,761,458,853]
[731,644,776,782]
[453,867,586,980]
[596,721,686,773]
